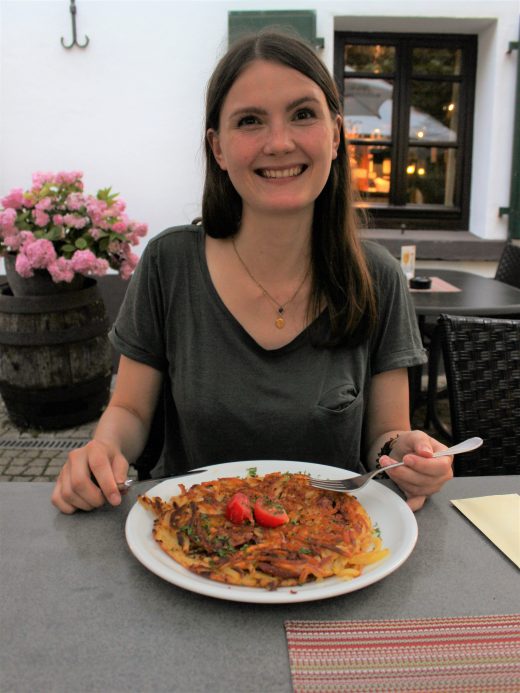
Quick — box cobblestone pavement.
[0,395,98,482]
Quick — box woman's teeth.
[258,166,304,179]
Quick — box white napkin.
[451,494,520,569]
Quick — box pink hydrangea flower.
[55,171,83,186]
[0,207,17,233]
[3,234,24,251]
[31,171,55,188]
[119,252,139,280]
[33,209,50,227]
[62,213,88,229]
[1,188,24,209]
[47,257,75,283]
[94,258,109,274]
[88,227,103,240]
[65,192,85,211]
[133,222,148,237]
[70,249,99,274]
[111,220,127,233]
[22,238,57,268]
[15,252,35,278]
[35,197,52,211]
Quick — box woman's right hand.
[51,439,129,514]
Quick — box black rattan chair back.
[495,241,520,290]
[438,314,520,475]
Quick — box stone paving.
[0,395,97,482]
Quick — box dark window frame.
[334,31,477,230]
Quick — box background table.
[410,268,520,318]
[1,477,518,693]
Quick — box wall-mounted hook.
[61,0,89,49]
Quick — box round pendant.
[275,317,285,329]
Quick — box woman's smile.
[256,165,307,180]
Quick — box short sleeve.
[364,242,427,375]
[109,240,168,372]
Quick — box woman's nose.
[262,123,295,155]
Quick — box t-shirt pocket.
[317,382,361,414]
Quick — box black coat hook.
[61,0,89,49]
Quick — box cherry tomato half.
[253,498,289,528]
[225,492,253,525]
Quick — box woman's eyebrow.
[286,96,321,111]
[228,96,322,120]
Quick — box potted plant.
[0,170,147,295]
[0,171,148,429]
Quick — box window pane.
[348,143,392,202]
[409,82,459,143]
[344,78,393,138]
[412,47,462,76]
[406,147,457,206]
[344,44,395,74]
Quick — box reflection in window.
[344,44,395,74]
[410,82,459,142]
[349,144,392,202]
[406,147,456,206]
[344,78,393,139]
[412,47,462,76]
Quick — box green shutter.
[228,10,324,49]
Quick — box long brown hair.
[202,30,376,345]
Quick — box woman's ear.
[207,129,227,170]
[332,115,342,160]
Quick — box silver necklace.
[232,238,309,329]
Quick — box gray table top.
[410,268,520,317]
[1,477,518,693]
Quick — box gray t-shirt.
[109,225,426,474]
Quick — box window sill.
[360,229,505,261]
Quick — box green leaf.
[44,226,63,241]
[61,244,76,253]
[97,187,119,204]
[108,232,126,242]
[75,237,88,249]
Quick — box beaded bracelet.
[375,434,399,472]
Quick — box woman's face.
[207,59,341,221]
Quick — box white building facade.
[1,0,518,267]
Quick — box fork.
[309,436,483,493]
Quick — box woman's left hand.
[378,430,453,511]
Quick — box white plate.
[125,460,418,604]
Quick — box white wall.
[1,0,518,271]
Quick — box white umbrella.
[345,100,456,142]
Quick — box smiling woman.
[51,30,454,517]
[206,60,341,222]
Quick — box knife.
[116,468,208,491]
[91,468,208,492]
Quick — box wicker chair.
[436,314,520,476]
[495,241,520,290]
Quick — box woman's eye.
[237,115,260,127]
[294,108,316,121]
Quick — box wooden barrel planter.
[0,279,113,429]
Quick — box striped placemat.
[285,614,520,692]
